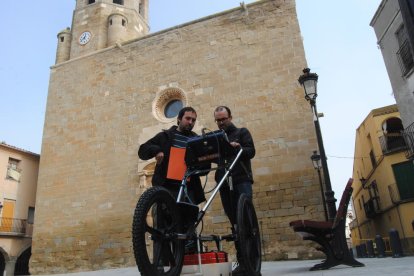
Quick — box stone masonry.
[31,0,324,273]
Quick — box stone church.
[31,0,324,273]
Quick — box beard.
[179,124,194,134]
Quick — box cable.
[327,154,385,160]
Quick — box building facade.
[0,142,39,275]
[31,0,326,273]
[370,0,414,160]
[350,104,414,255]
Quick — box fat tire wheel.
[236,193,262,276]
[132,186,184,276]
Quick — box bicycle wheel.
[236,193,262,276]
[132,186,184,276]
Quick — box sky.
[0,0,394,201]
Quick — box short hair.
[177,106,197,123]
[214,106,232,117]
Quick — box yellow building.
[0,142,39,275]
[351,104,414,255]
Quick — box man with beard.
[138,107,206,257]
[138,106,206,206]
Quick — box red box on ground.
[183,252,228,265]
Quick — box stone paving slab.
[36,256,414,276]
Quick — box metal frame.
[175,148,243,239]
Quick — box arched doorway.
[15,247,31,275]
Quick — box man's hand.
[230,142,240,148]
[155,152,164,164]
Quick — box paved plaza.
[36,256,414,276]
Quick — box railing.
[396,39,414,76]
[379,133,407,155]
[402,121,414,160]
[0,217,28,235]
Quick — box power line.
[327,154,384,160]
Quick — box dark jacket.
[215,123,255,184]
[138,126,206,204]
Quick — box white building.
[370,0,414,160]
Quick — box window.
[8,158,19,170]
[164,100,183,118]
[113,0,124,5]
[6,158,21,181]
[27,207,35,224]
[88,0,95,4]
[366,134,377,169]
[122,19,126,26]
[60,36,64,42]
[396,25,414,75]
[153,87,187,123]
[369,150,377,169]
[139,3,143,14]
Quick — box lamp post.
[311,151,328,221]
[299,68,337,221]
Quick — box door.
[0,200,15,232]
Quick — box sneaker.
[232,263,246,275]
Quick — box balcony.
[402,122,414,160]
[397,39,414,76]
[379,133,407,155]
[0,218,31,236]
[363,197,380,219]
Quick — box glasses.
[215,117,229,123]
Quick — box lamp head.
[298,68,318,102]
[310,150,322,169]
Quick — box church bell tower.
[56,0,149,63]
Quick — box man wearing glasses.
[213,106,256,276]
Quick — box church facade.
[31,0,324,273]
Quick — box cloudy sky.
[0,0,393,200]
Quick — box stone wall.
[31,0,324,273]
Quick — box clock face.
[79,31,92,45]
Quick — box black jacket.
[215,123,255,184]
[138,126,206,204]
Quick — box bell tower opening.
[139,0,148,17]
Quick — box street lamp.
[299,68,337,221]
[311,151,328,221]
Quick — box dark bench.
[289,178,364,270]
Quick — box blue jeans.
[219,180,253,226]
